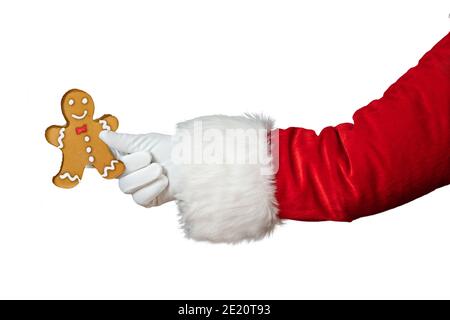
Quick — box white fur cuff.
[173,114,279,243]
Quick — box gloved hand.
[99,131,178,207]
[99,114,280,243]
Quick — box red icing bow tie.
[75,124,87,135]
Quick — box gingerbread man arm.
[96,114,119,132]
[45,125,66,147]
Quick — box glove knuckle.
[118,179,130,194]
[148,163,163,177]
[132,192,153,207]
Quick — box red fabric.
[275,32,450,222]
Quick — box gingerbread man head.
[61,89,95,123]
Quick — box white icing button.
[89,156,95,163]
[86,147,92,153]
[84,136,90,142]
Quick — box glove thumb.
[99,131,151,154]
[99,130,169,154]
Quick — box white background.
[0,0,449,299]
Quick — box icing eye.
[81,97,88,105]
[68,99,75,106]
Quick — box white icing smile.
[71,110,88,120]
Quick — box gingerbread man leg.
[90,144,125,179]
[53,155,86,188]
[95,155,125,179]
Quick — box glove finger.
[119,163,163,194]
[120,151,152,176]
[109,147,124,160]
[132,176,169,208]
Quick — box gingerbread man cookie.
[45,89,125,188]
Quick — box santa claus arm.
[96,114,119,132]
[102,32,450,243]
[276,31,450,222]
[171,32,450,242]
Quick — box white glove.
[99,114,278,243]
[99,131,178,207]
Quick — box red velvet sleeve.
[275,32,450,222]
